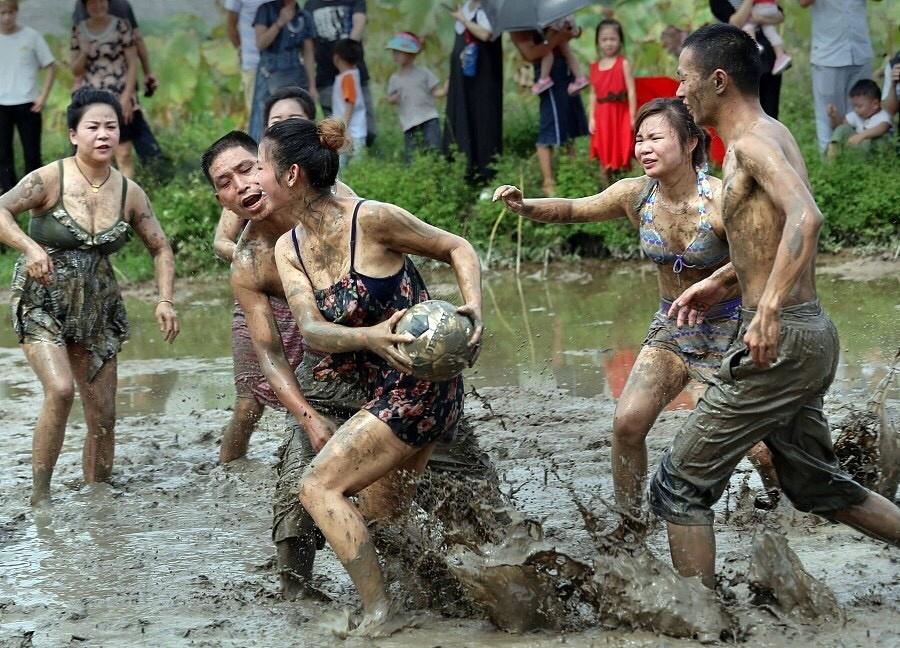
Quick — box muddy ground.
[1,369,898,647]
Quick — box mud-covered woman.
[266,117,482,632]
[493,98,776,529]
[0,88,178,506]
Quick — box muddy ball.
[396,300,475,381]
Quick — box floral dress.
[288,200,464,447]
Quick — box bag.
[460,30,479,77]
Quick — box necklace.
[73,158,112,193]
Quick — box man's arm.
[32,62,57,113]
[350,10,366,41]
[738,135,823,366]
[213,208,245,262]
[509,29,571,63]
[232,276,334,450]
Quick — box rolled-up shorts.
[643,297,741,384]
[649,301,868,526]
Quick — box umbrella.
[482,0,596,33]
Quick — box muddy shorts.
[649,301,868,526]
[232,297,305,410]
[272,355,368,543]
[643,297,741,384]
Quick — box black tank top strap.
[118,174,128,220]
[349,199,367,271]
[55,159,65,207]
[290,226,309,277]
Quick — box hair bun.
[317,118,350,153]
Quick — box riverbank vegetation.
[0,1,897,284]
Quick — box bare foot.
[30,487,51,507]
[349,602,422,639]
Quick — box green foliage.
[2,2,898,287]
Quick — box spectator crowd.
[0,0,898,196]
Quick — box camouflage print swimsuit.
[289,199,464,447]
[10,160,131,381]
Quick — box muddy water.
[1,258,898,647]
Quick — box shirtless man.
[202,128,502,602]
[651,23,900,588]
[202,129,345,599]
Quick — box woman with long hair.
[0,88,178,505]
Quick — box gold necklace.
[73,158,112,193]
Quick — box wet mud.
[2,259,899,646]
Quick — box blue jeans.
[403,118,442,162]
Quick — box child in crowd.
[826,79,893,156]
[0,0,56,194]
[331,38,366,169]
[588,19,636,181]
[532,15,589,96]
[729,0,791,74]
[386,31,447,161]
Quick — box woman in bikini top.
[493,98,777,527]
[264,117,483,633]
[0,88,179,506]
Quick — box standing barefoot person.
[0,88,178,506]
[654,24,900,588]
[269,118,482,632]
[211,86,323,465]
[493,98,776,529]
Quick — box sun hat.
[386,32,422,54]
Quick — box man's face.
[209,146,267,220]
[676,47,715,126]
[850,94,880,121]
[0,3,18,33]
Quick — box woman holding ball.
[268,117,482,633]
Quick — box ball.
[395,299,475,381]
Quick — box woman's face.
[634,113,692,179]
[69,103,119,163]
[267,98,309,128]
[85,0,109,19]
[256,140,293,212]
[597,26,621,58]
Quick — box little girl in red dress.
[588,19,636,178]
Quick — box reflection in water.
[0,260,896,419]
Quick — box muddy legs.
[276,536,316,600]
[297,411,429,631]
[833,491,900,548]
[23,344,76,505]
[612,347,688,516]
[666,522,717,589]
[220,396,263,463]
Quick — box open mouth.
[241,192,264,210]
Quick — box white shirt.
[332,68,366,139]
[224,0,268,71]
[845,108,893,134]
[454,1,492,36]
[0,26,55,106]
[809,0,873,67]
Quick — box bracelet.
[157,299,174,306]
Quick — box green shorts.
[649,301,868,526]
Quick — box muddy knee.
[613,411,652,449]
[44,378,76,408]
